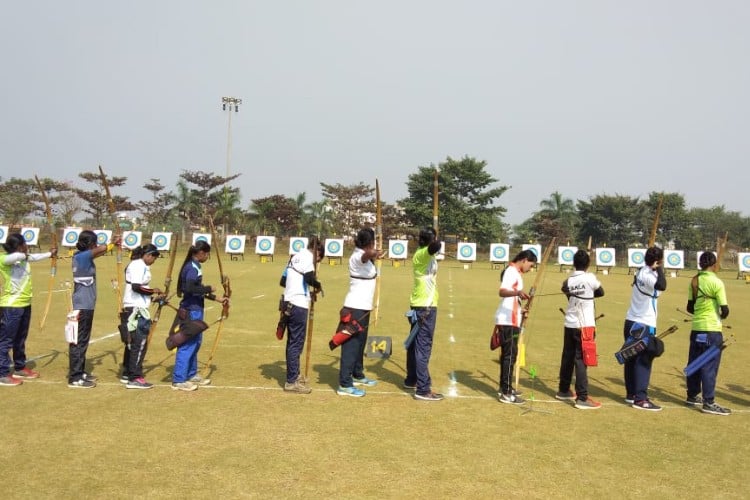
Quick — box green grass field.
[5,251,749,499]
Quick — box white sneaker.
[190,375,211,386]
[172,381,198,392]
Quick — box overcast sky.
[2,1,748,226]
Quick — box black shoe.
[701,402,731,416]
[414,392,444,401]
[498,393,525,405]
[685,395,703,406]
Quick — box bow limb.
[372,179,383,327]
[146,236,179,349]
[514,237,557,388]
[203,217,231,378]
[432,169,439,236]
[34,175,57,330]
[648,194,664,247]
[303,246,321,380]
[99,165,123,317]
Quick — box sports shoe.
[0,376,23,386]
[403,381,417,390]
[171,381,198,392]
[119,376,129,384]
[632,400,662,412]
[701,402,731,416]
[575,397,602,410]
[12,367,39,379]
[352,376,377,387]
[68,379,96,389]
[685,395,703,406]
[498,393,525,405]
[126,377,154,390]
[511,388,523,397]
[190,375,211,386]
[284,379,312,394]
[83,372,98,382]
[555,390,576,401]
[414,392,445,401]
[337,386,366,397]
[624,396,635,404]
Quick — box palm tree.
[538,191,579,244]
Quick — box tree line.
[1,156,748,254]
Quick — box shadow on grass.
[258,360,287,388]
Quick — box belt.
[411,306,436,311]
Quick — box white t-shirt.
[123,259,152,309]
[283,249,315,309]
[494,264,524,327]
[563,270,601,328]
[625,266,661,327]
[343,248,377,311]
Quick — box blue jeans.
[173,308,203,383]
[686,331,723,404]
[0,306,32,377]
[286,305,308,383]
[405,307,437,395]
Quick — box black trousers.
[558,327,589,399]
[338,308,369,387]
[497,325,520,394]
[68,309,94,382]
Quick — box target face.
[667,253,682,266]
[631,251,645,265]
[391,242,405,256]
[0,227,5,241]
[124,233,139,247]
[96,232,108,244]
[743,255,750,269]
[65,231,79,244]
[153,234,168,248]
[561,248,574,263]
[493,246,507,259]
[258,238,272,252]
[195,235,208,242]
[327,240,341,254]
[459,244,474,258]
[599,249,613,263]
[23,229,35,242]
[228,237,243,251]
[291,239,305,252]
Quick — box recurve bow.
[34,175,57,330]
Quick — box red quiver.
[329,308,363,350]
[581,326,597,367]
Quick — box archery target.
[596,248,616,267]
[289,237,308,255]
[558,246,578,266]
[21,227,40,246]
[0,226,7,244]
[457,242,476,261]
[255,236,276,255]
[95,230,112,245]
[192,233,211,245]
[151,232,172,251]
[664,250,684,269]
[123,231,142,250]
[628,249,645,267]
[325,238,344,258]
[62,228,82,247]
[490,243,509,263]
[522,244,541,260]
[739,253,750,272]
[389,240,408,260]
[226,235,246,254]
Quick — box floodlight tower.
[221,96,242,238]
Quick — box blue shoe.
[353,376,377,387]
[337,386,365,397]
